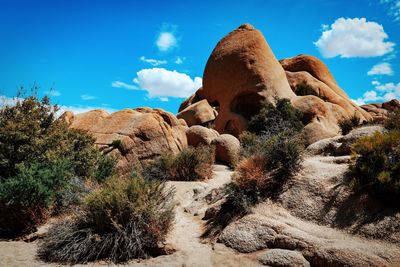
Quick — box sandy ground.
[0,165,260,267]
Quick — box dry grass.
[233,155,271,191]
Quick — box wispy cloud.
[133,68,202,98]
[315,17,395,58]
[111,80,138,90]
[80,94,97,100]
[380,0,400,21]
[45,90,61,97]
[353,80,400,104]
[175,57,185,64]
[367,62,393,76]
[140,56,167,66]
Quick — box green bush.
[0,93,105,237]
[144,146,214,181]
[247,98,304,136]
[295,81,318,97]
[0,160,73,237]
[386,109,400,131]
[349,130,400,202]
[338,114,360,135]
[38,174,175,264]
[93,154,117,183]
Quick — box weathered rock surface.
[186,125,219,147]
[306,125,385,156]
[259,249,310,267]
[177,99,217,127]
[211,134,240,166]
[67,108,188,175]
[282,57,370,121]
[361,99,400,122]
[201,23,295,136]
[219,202,400,267]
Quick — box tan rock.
[68,108,187,175]
[201,24,295,136]
[284,69,370,121]
[177,99,217,127]
[361,99,400,122]
[186,125,219,147]
[211,134,240,166]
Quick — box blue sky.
[0,0,399,114]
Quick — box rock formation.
[361,99,400,122]
[178,24,376,145]
[66,108,188,175]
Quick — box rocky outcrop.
[200,23,295,136]
[67,108,188,175]
[219,201,400,267]
[177,99,217,127]
[281,55,371,121]
[361,99,400,122]
[179,24,373,144]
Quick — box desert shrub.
[386,109,400,131]
[38,174,175,264]
[234,155,270,192]
[144,146,214,181]
[93,154,117,183]
[0,160,73,237]
[0,93,105,237]
[349,130,400,202]
[295,81,318,97]
[111,139,122,149]
[247,98,304,136]
[339,114,360,135]
[204,101,305,238]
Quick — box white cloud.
[156,32,177,52]
[159,97,169,102]
[111,81,138,90]
[133,68,202,98]
[58,105,116,115]
[367,62,393,75]
[140,56,167,66]
[0,95,116,115]
[175,57,185,64]
[80,94,97,100]
[354,81,400,105]
[45,90,61,97]
[372,80,381,85]
[314,17,395,58]
[0,95,23,107]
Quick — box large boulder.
[177,99,217,127]
[180,24,373,145]
[201,23,295,136]
[211,134,240,166]
[67,108,188,175]
[186,125,219,147]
